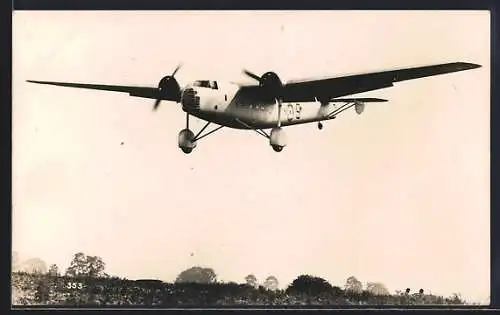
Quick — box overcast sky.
[12,11,489,303]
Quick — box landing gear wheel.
[272,145,284,152]
[178,128,197,154]
[318,122,323,130]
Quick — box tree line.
[21,252,400,295]
[12,251,466,305]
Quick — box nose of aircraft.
[181,87,200,112]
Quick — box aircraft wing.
[26,80,174,101]
[281,62,481,102]
[241,62,480,103]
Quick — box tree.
[48,264,59,276]
[366,282,390,296]
[286,275,333,296]
[263,276,279,291]
[175,266,217,284]
[87,255,106,278]
[65,252,107,278]
[245,274,258,288]
[345,276,362,294]
[17,258,48,274]
[65,252,86,277]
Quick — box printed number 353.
[66,282,83,289]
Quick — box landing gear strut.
[269,99,287,152]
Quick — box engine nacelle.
[178,129,197,154]
[355,101,365,115]
[181,88,201,112]
[158,75,181,102]
[260,71,284,98]
[270,127,287,152]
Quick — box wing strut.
[326,102,359,118]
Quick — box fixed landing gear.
[269,99,287,152]
[178,113,224,154]
[234,118,287,153]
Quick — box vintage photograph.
[12,10,490,307]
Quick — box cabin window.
[193,80,210,88]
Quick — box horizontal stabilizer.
[330,97,388,103]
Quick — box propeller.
[242,69,262,82]
[153,98,162,111]
[171,63,183,77]
[153,63,183,111]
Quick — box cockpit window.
[193,80,209,88]
[193,80,218,90]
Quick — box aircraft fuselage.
[183,81,337,130]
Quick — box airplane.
[27,61,481,154]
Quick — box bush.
[286,275,333,297]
